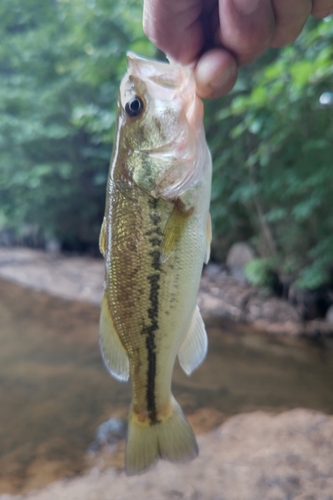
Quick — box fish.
[99,52,212,476]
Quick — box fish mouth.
[124,52,203,124]
[126,52,184,90]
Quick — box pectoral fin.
[99,293,129,382]
[99,217,107,257]
[204,213,212,265]
[161,201,194,263]
[178,306,208,376]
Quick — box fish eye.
[125,96,144,117]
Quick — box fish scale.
[99,53,212,475]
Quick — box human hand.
[143,0,333,99]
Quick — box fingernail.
[210,67,234,90]
[233,0,260,14]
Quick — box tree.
[0,0,154,251]
[207,18,333,288]
[1,2,332,289]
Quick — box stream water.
[1,277,333,494]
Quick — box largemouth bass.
[99,53,212,476]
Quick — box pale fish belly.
[107,178,207,418]
[99,157,211,476]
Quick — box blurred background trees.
[207,18,333,290]
[0,0,332,289]
[0,0,154,252]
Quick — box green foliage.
[0,3,332,288]
[0,0,154,251]
[244,258,277,288]
[207,17,333,288]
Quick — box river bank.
[2,409,333,500]
[0,247,331,338]
[1,247,333,499]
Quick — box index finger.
[312,0,333,17]
[218,0,275,66]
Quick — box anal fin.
[178,306,208,376]
[99,293,129,382]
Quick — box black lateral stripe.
[145,199,162,423]
[145,273,159,422]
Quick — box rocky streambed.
[199,265,333,338]
[1,247,333,500]
[3,410,333,500]
[0,247,332,338]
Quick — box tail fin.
[125,396,198,476]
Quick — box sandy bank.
[2,409,332,500]
[0,247,331,337]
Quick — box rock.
[8,410,333,500]
[246,296,301,323]
[202,262,223,278]
[45,238,61,255]
[0,228,17,246]
[326,304,333,324]
[289,285,331,320]
[226,242,256,277]
[304,319,333,337]
[87,418,126,453]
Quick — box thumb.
[143,0,204,64]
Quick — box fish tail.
[125,395,198,476]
